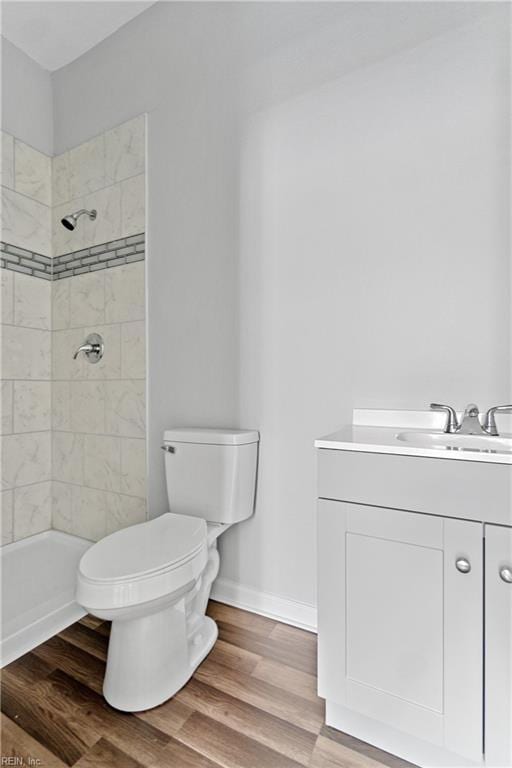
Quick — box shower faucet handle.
[73,333,104,364]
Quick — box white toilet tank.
[162,428,259,524]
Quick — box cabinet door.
[485,524,512,767]
[318,500,483,762]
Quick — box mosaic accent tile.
[0,242,53,279]
[53,232,145,278]
[0,233,145,280]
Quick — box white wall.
[1,38,53,155]
[40,2,511,618]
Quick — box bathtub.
[1,530,91,667]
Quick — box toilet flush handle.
[161,445,175,453]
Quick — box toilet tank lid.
[163,427,259,446]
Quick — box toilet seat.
[76,513,208,611]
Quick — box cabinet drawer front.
[346,504,443,548]
[318,449,511,524]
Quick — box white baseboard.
[211,577,317,633]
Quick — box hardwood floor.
[1,602,415,768]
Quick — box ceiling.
[1,1,158,71]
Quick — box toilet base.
[103,601,218,712]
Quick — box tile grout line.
[54,161,144,207]
[3,177,52,208]
[2,138,144,204]
[2,477,146,500]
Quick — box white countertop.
[315,410,512,465]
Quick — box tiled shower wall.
[52,254,146,540]
[1,115,146,544]
[1,137,52,544]
[52,115,145,258]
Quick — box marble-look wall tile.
[52,481,73,533]
[1,269,14,324]
[121,320,145,379]
[1,187,51,257]
[14,141,52,206]
[1,490,14,544]
[52,431,84,485]
[68,134,105,199]
[69,271,105,328]
[52,280,70,330]
[52,153,70,207]
[84,434,121,492]
[1,381,13,435]
[14,272,51,329]
[105,116,145,184]
[105,380,145,438]
[120,438,146,498]
[120,174,145,238]
[106,493,146,535]
[2,126,53,545]
[53,381,71,431]
[13,481,52,540]
[71,485,107,541]
[2,326,51,379]
[105,262,145,323]
[1,132,14,189]
[70,381,105,433]
[1,431,51,489]
[13,381,51,433]
[52,197,86,257]
[83,184,122,248]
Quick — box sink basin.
[396,431,512,454]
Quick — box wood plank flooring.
[1,601,415,768]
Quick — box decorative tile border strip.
[0,242,53,280]
[53,233,145,279]
[0,233,145,280]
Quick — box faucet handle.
[72,333,104,364]
[483,405,512,436]
[430,403,459,434]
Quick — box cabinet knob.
[455,558,471,574]
[499,567,512,584]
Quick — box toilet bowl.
[76,427,259,712]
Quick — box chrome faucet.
[430,403,512,437]
[73,342,96,359]
[73,333,104,364]
[457,403,482,435]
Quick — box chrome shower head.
[60,209,97,231]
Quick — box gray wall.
[46,2,510,610]
[233,11,511,605]
[1,38,53,155]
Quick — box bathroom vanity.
[316,410,512,768]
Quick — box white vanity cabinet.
[485,524,512,768]
[317,447,512,768]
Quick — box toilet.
[76,427,259,712]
